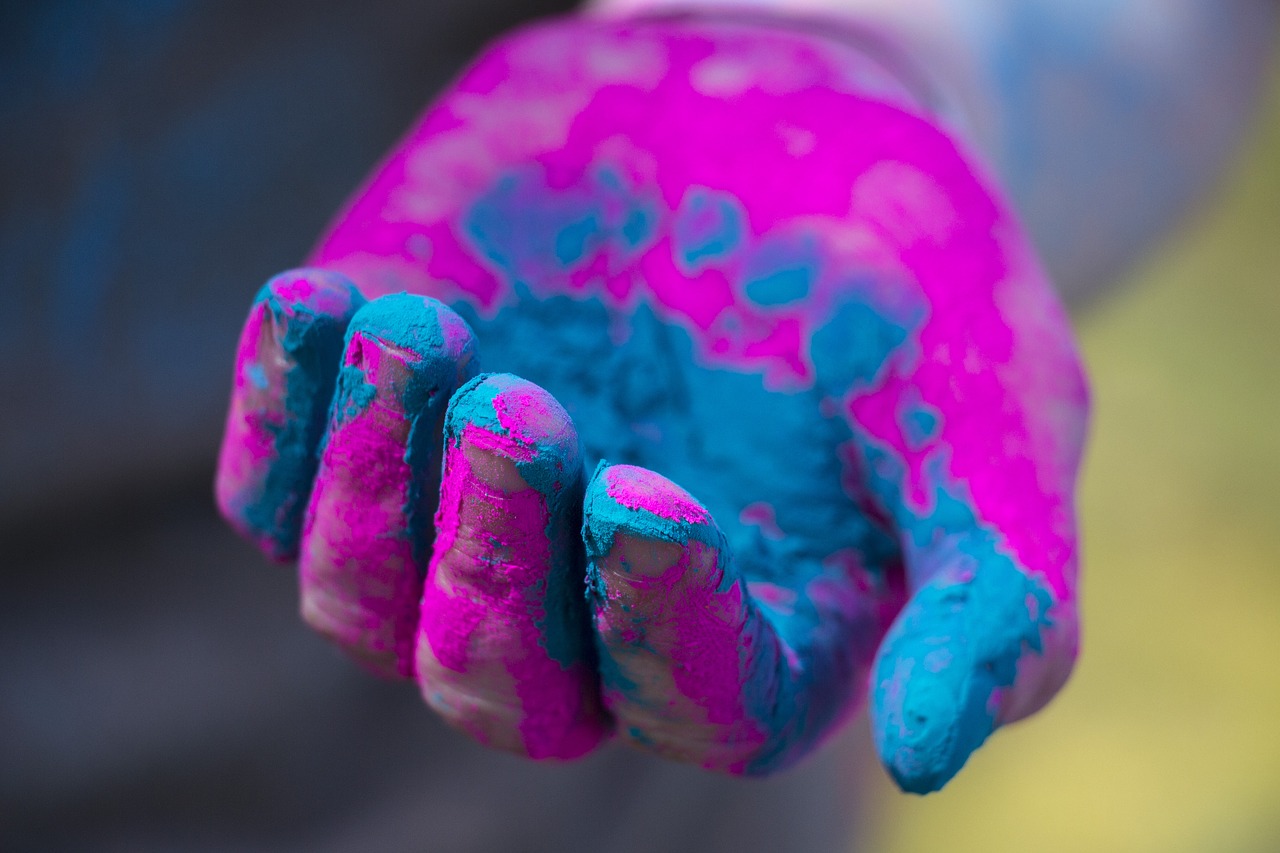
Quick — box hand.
[215,14,1087,793]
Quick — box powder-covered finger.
[583,463,871,776]
[846,198,1087,794]
[869,551,1076,795]
[215,268,365,561]
[299,294,478,678]
[861,401,1083,796]
[416,374,609,760]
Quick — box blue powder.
[438,163,1043,786]
[538,548,596,672]
[741,234,821,307]
[621,207,653,248]
[443,372,506,435]
[744,266,811,306]
[453,164,935,774]
[581,460,727,557]
[810,296,920,393]
[672,187,746,271]
[554,215,602,265]
[859,442,1055,794]
[447,286,910,775]
[245,363,269,391]
[330,362,376,425]
[465,165,659,287]
[901,401,941,448]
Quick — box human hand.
[215,14,1087,793]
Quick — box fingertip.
[582,463,722,566]
[256,267,366,331]
[341,293,479,417]
[344,292,476,360]
[445,373,582,501]
[870,647,999,795]
[869,560,1057,793]
[581,465,813,773]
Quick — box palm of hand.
[217,16,1086,791]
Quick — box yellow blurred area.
[865,53,1280,853]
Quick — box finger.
[859,417,1082,796]
[215,268,365,560]
[848,248,1087,794]
[869,547,1076,794]
[299,293,478,678]
[583,463,877,776]
[416,374,609,760]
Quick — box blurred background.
[2,1,1278,850]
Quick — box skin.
[216,14,1088,794]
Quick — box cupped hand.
[215,14,1088,793]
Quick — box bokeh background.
[3,1,1278,851]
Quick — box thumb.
[833,140,1088,793]
[869,523,1077,794]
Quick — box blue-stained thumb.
[869,554,1054,794]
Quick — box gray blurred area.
[2,0,578,519]
[1,482,857,850]
[1,1,861,850]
